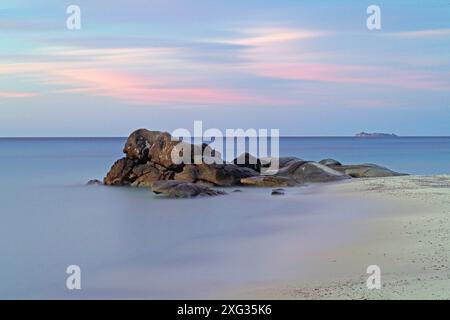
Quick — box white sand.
[234,175,450,299]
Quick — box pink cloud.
[1,47,288,106]
[0,91,37,98]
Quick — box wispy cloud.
[389,28,450,38]
[0,45,286,106]
[217,27,327,46]
[0,91,37,98]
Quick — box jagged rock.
[130,163,174,187]
[233,153,261,173]
[330,164,406,178]
[319,158,342,166]
[174,164,199,182]
[276,161,351,183]
[104,157,137,185]
[240,175,297,187]
[151,180,226,198]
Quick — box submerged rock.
[240,175,297,187]
[86,179,102,186]
[271,188,285,196]
[151,180,226,198]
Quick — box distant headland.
[355,132,398,138]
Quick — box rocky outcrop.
[104,129,256,187]
[103,128,408,194]
[151,180,226,198]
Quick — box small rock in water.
[86,179,102,186]
[151,180,226,198]
[232,189,243,192]
[271,188,285,196]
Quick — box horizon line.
[1,135,450,139]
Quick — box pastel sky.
[1,0,449,136]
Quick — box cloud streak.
[389,28,450,38]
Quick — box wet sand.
[232,175,450,299]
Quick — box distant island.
[355,132,398,138]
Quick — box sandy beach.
[234,175,450,299]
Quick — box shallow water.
[0,137,449,298]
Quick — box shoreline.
[228,175,450,299]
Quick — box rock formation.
[102,128,407,197]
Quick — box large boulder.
[104,157,137,185]
[240,175,297,187]
[151,180,226,198]
[330,164,406,178]
[233,153,261,173]
[123,129,219,170]
[276,160,351,183]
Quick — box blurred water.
[0,137,449,298]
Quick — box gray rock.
[319,158,342,166]
[151,180,226,198]
[260,156,303,169]
[271,188,285,196]
[276,160,351,183]
[330,163,407,178]
[86,179,102,186]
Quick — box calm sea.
[0,137,449,298]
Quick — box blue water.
[0,137,449,299]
